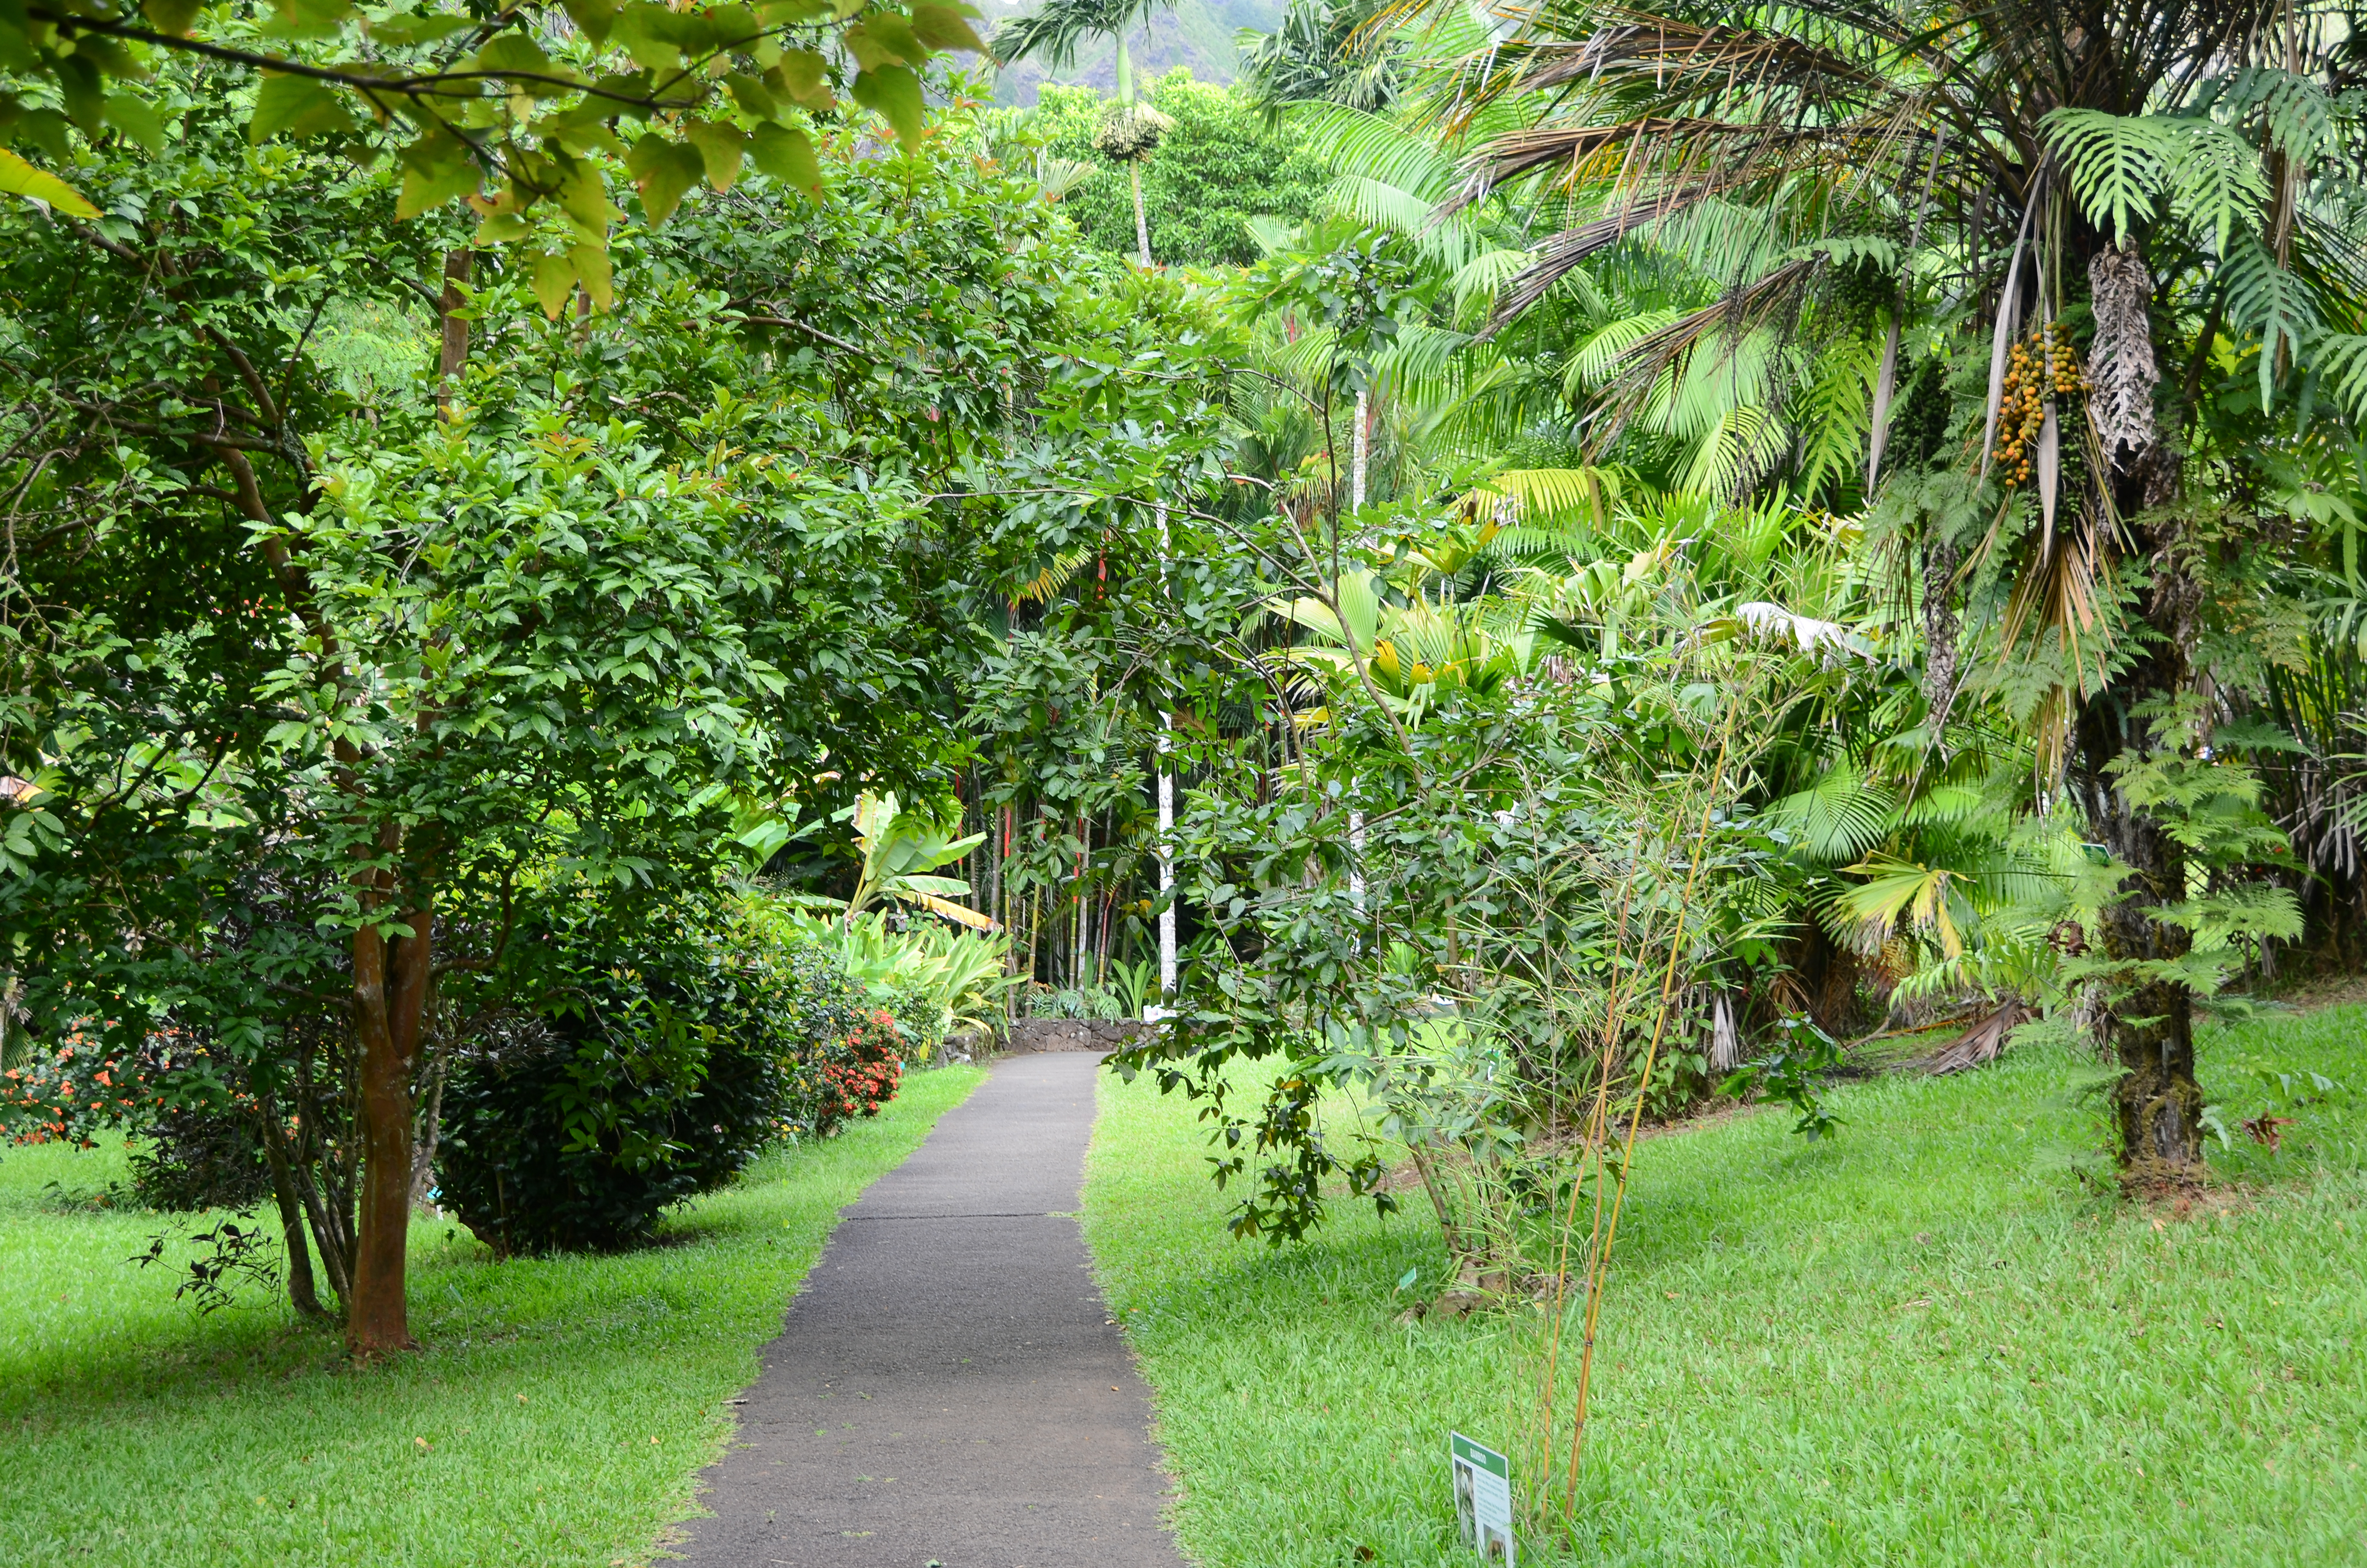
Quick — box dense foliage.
[1032,70,1327,265]
[0,59,1227,1344]
[434,909,880,1255]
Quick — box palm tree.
[996,0,1175,265]
[1426,0,2367,1179]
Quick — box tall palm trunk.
[1114,33,1151,266]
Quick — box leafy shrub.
[885,979,946,1065]
[127,1104,272,1212]
[806,1008,906,1132]
[436,908,889,1255]
[1023,983,1126,1021]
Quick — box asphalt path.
[672,1050,1187,1568]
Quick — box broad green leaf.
[0,145,100,217]
[561,0,619,45]
[250,72,356,142]
[747,120,819,197]
[843,15,925,69]
[396,131,482,217]
[369,11,475,45]
[850,65,923,145]
[625,132,705,223]
[530,251,578,319]
[473,32,579,96]
[56,54,106,136]
[772,50,831,109]
[909,4,985,54]
[274,0,357,33]
[613,2,686,72]
[725,70,778,120]
[554,155,620,237]
[684,119,746,191]
[140,0,205,36]
[14,108,71,164]
[569,241,613,311]
[104,92,165,154]
[473,210,532,244]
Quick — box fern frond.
[2043,108,2175,247]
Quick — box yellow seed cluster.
[1992,322,2088,483]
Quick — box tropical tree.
[995,0,1175,263]
[1423,0,2367,1182]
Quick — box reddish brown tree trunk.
[347,902,434,1354]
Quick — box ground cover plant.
[1085,1008,2367,1566]
[0,1064,982,1567]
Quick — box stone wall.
[1001,1018,1148,1055]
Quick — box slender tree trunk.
[435,249,472,416]
[410,1006,451,1209]
[1920,529,1959,713]
[256,1094,327,1320]
[1131,163,1151,268]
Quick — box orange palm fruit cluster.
[1992,322,2088,483]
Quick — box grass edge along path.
[0,1063,986,1567]
[1081,1012,2367,1567]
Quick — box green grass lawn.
[0,1063,983,1567]
[1084,1011,2367,1567]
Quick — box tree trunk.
[257,1096,328,1320]
[1131,163,1151,269]
[346,902,434,1353]
[2076,235,2204,1179]
[1920,529,1959,714]
[435,249,472,417]
[2076,547,2205,1183]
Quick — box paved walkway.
[674,1051,1186,1568]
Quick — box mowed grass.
[1084,1011,2367,1567]
[0,1064,983,1567]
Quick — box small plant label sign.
[1450,1431,1515,1564]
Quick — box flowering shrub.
[1,1035,148,1147]
[807,1009,906,1135]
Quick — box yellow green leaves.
[725,70,778,119]
[907,4,986,54]
[773,49,831,109]
[249,72,357,143]
[469,33,582,97]
[526,244,618,318]
[850,66,923,146]
[367,10,477,46]
[843,13,926,69]
[0,146,99,217]
[269,0,359,36]
[684,118,746,190]
[397,128,481,218]
[748,120,819,198]
[561,0,620,44]
[840,6,945,145]
[627,132,706,223]
[140,0,206,36]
